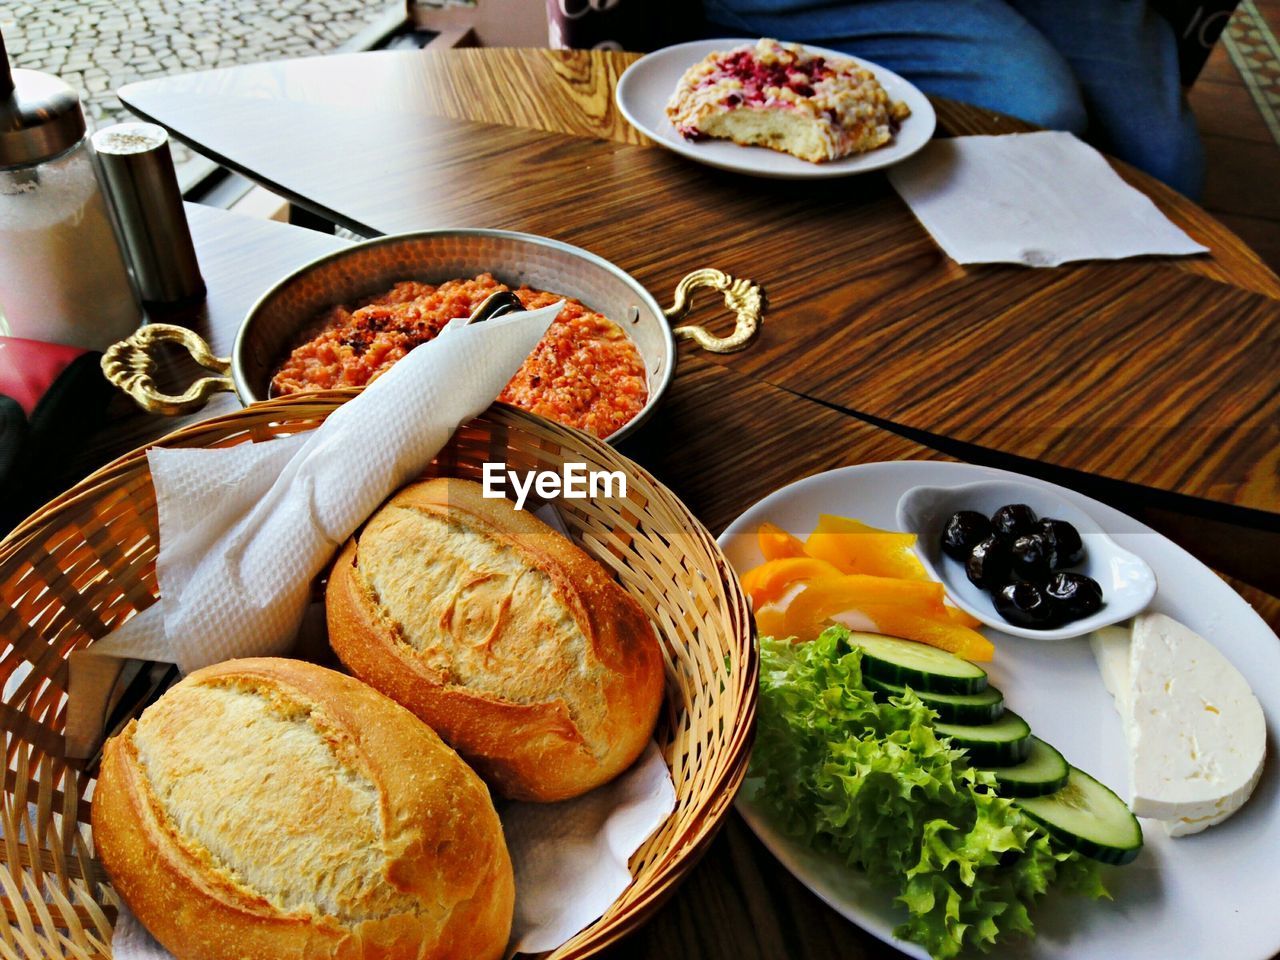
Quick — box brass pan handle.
[101,324,234,416]
[664,268,764,353]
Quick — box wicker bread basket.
[0,393,757,960]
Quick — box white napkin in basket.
[887,131,1208,266]
[73,301,677,957]
[79,304,561,675]
[505,741,676,955]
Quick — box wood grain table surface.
[37,45,1277,960]
[52,202,1279,960]
[116,50,1280,568]
[118,47,1280,301]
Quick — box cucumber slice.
[982,737,1069,797]
[866,677,1005,724]
[935,711,1031,765]
[847,633,988,694]
[1016,767,1143,865]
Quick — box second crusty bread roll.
[92,657,513,960]
[327,477,665,802]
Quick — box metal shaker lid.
[0,31,87,168]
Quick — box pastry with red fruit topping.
[665,38,910,163]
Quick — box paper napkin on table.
[887,131,1208,267]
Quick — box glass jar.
[0,44,142,351]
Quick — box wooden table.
[118,48,1280,594]
[29,46,1271,960]
[57,202,1278,960]
[63,199,1279,960]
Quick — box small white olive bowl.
[896,479,1157,641]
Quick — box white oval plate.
[615,39,937,179]
[719,461,1280,960]
[896,479,1157,640]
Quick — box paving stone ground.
[1,0,389,169]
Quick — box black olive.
[941,511,992,561]
[992,581,1058,628]
[1045,572,1104,620]
[990,504,1038,540]
[1039,518,1085,568]
[1035,531,1059,569]
[965,537,1011,589]
[1008,534,1052,583]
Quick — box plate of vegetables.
[720,460,1280,960]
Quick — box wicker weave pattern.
[0,394,756,960]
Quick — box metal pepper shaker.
[92,121,206,306]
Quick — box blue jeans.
[701,0,1205,197]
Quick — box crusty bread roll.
[326,477,665,802]
[92,657,513,960]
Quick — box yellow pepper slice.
[785,574,949,624]
[758,522,807,561]
[856,608,994,661]
[803,514,930,581]
[944,604,983,629]
[740,556,844,607]
[774,579,994,661]
[753,602,791,639]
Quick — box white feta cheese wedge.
[1126,612,1266,834]
[1090,625,1133,719]
[1161,806,1234,837]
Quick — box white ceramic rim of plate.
[895,479,1158,640]
[615,38,938,179]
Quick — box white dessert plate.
[719,460,1280,960]
[896,479,1157,640]
[615,39,937,179]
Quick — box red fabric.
[0,337,90,417]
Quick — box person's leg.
[699,0,1088,134]
[995,0,1202,196]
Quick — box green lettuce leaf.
[750,626,1105,959]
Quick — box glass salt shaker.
[0,32,142,351]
